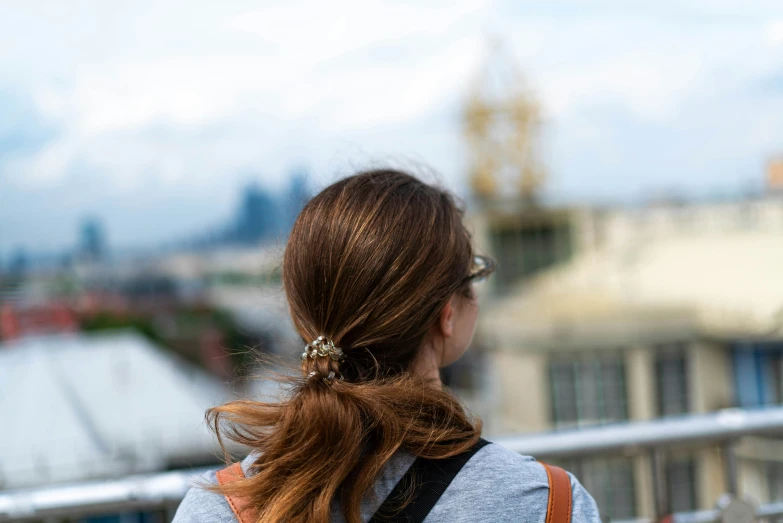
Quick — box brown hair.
[207,169,482,523]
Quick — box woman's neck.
[410,341,444,387]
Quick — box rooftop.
[484,231,783,348]
[0,331,229,490]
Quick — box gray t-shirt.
[173,442,601,522]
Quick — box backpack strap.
[368,438,491,523]
[216,462,258,523]
[541,463,573,523]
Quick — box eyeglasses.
[467,254,496,284]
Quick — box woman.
[173,169,600,523]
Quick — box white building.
[472,193,783,519]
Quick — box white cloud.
[767,20,783,45]
[226,0,488,57]
[4,0,492,191]
[3,0,783,250]
[501,15,777,125]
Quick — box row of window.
[548,344,689,429]
[559,451,783,518]
[547,343,783,518]
[549,342,783,429]
[552,455,697,520]
[547,346,690,518]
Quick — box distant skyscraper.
[234,184,281,244]
[8,248,29,276]
[79,217,107,262]
[284,168,311,233]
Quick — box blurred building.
[0,302,78,340]
[474,193,783,519]
[769,158,783,193]
[6,248,30,278]
[232,184,282,245]
[0,331,228,491]
[78,217,108,263]
[283,168,311,234]
[459,44,783,519]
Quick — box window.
[767,460,783,523]
[489,218,572,292]
[550,354,628,428]
[734,343,783,407]
[655,345,689,416]
[667,456,697,513]
[767,461,783,502]
[559,456,636,520]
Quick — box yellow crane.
[463,41,546,203]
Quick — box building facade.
[471,193,783,519]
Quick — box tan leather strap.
[542,463,573,523]
[216,462,258,523]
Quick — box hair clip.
[300,335,344,362]
[306,370,344,383]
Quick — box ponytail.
[208,373,480,523]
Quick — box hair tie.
[301,335,344,362]
[302,336,345,384]
[307,370,344,383]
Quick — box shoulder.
[173,455,259,522]
[426,442,602,523]
[171,469,236,523]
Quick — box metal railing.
[495,408,783,457]
[0,467,210,522]
[495,407,783,520]
[3,407,783,522]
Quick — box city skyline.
[1,0,783,253]
[0,173,310,267]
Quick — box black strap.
[368,438,490,523]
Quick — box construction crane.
[463,41,546,203]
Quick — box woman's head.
[208,168,490,523]
[283,169,484,382]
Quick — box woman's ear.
[438,297,455,339]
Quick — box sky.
[1,0,783,254]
